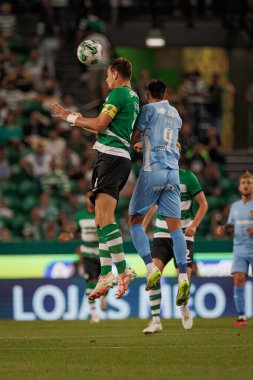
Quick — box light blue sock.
[233,285,245,315]
[170,229,187,273]
[129,224,153,265]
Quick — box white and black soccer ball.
[77,39,102,65]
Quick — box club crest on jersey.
[157,107,166,114]
[249,210,253,215]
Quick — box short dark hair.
[239,170,253,182]
[147,79,166,99]
[109,57,132,80]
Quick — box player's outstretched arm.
[185,191,208,237]
[51,103,112,133]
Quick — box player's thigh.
[129,170,164,215]
[157,170,181,219]
[151,238,174,268]
[83,257,101,281]
[231,255,249,276]
[95,193,117,223]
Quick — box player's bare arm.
[185,191,208,237]
[131,126,141,144]
[51,103,113,132]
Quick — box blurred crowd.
[0,0,251,242]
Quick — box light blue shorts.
[231,253,253,274]
[129,168,180,218]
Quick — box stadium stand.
[1,0,253,241]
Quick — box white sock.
[146,262,155,271]
[153,316,161,323]
[178,273,188,282]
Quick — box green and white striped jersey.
[93,87,139,159]
[154,169,203,241]
[76,209,99,259]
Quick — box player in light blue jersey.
[217,171,253,326]
[129,79,190,305]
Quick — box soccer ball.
[77,40,102,65]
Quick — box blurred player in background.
[59,192,106,323]
[128,79,190,305]
[51,57,139,300]
[217,171,253,326]
[141,164,208,333]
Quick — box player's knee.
[233,273,245,286]
[128,214,144,228]
[95,215,115,228]
[166,217,181,231]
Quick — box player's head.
[239,171,253,198]
[106,57,132,90]
[85,191,95,213]
[146,79,166,102]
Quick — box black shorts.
[82,257,101,281]
[90,152,131,204]
[151,238,194,268]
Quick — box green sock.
[97,227,112,275]
[101,223,126,274]
[149,282,161,317]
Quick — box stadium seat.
[11,165,30,181]
[21,196,38,213]
[0,215,11,229]
[11,214,29,235]
[206,196,224,212]
[220,177,237,194]
[70,180,78,193]
[19,180,41,196]
[3,195,20,212]
[0,181,17,195]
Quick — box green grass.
[0,318,252,380]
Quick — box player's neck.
[148,97,167,104]
[241,194,253,204]
[114,79,131,88]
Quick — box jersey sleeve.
[101,89,121,119]
[227,204,235,225]
[136,105,151,132]
[185,171,203,196]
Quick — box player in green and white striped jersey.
[142,168,208,333]
[59,192,107,323]
[52,57,139,300]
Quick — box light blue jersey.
[129,100,182,218]
[136,100,181,172]
[228,199,253,257]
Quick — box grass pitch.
[0,318,252,380]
